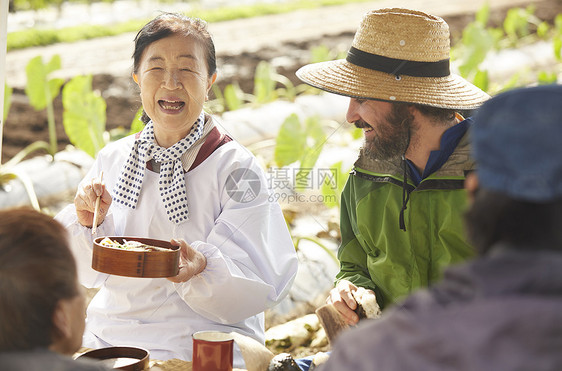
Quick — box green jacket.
[336,131,476,309]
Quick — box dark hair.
[0,208,78,351]
[133,12,216,124]
[464,189,562,255]
[411,103,457,123]
[133,12,216,77]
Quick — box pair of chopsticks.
[92,171,104,235]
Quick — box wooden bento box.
[92,236,180,278]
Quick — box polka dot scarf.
[113,113,205,224]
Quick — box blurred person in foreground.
[55,12,297,368]
[319,84,562,370]
[0,208,110,371]
[296,8,489,323]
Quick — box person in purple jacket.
[318,85,562,371]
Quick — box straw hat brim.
[296,59,490,110]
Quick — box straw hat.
[296,8,490,109]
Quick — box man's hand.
[326,280,377,325]
[74,176,112,228]
[167,239,207,283]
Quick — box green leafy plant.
[281,198,339,264]
[0,56,63,207]
[292,232,338,264]
[497,70,525,94]
[253,61,281,104]
[1,81,41,209]
[208,61,311,114]
[207,85,226,113]
[62,75,107,158]
[452,3,501,81]
[211,82,255,112]
[0,169,15,188]
[1,77,51,207]
[537,70,558,84]
[13,0,48,12]
[129,107,145,135]
[472,69,490,92]
[223,83,246,111]
[0,165,41,210]
[253,61,309,104]
[274,114,327,191]
[503,5,544,45]
[25,55,65,159]
[553,14,562,60]
[83,106,145,147]
[310,44,347,63]
[536,21,551,39]
[310,45,335,63]
[451,3,562,93]
[7,0,374,50]
[320,161,349,210]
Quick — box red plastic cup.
[192,331,234,371]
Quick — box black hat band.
[346,46,450,78]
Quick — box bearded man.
[296,8,490,323]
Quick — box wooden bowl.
[92,236,180,278]
[77,346,149,370]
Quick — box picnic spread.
[75,329,275,370]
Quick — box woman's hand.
[167,239,207,283]
[326,279,376,325]
[74,175,112,228]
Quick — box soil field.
[2,0,562,162]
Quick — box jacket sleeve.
[335,176,377,292]
[54,155,114,289]
[172,156,298,324]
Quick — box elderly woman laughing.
[55,13,297,369]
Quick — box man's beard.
[358,104,413,161]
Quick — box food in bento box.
[98,237,170,252]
